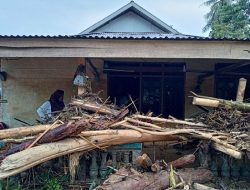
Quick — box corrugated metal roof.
[80,32,207,40]
[0,32,249,41]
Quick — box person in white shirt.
[37,90,65,123]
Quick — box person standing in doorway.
[37,89,65,123]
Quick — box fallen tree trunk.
[0,130,180,179]
[0,120,91,160]
[169,154,195,169]
[96,167,213,190]
[0,124,58,140]
[0,108,128,159]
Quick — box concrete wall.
[95,11,164,33]
[0,57,242,127]
[1,57,80,127]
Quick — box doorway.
[106,62,185,119]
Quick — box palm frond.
[203,0,220,6]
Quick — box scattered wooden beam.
[133,115,207,127]
[71,99,120,116]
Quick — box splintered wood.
[0,91,250,180]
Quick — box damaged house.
[0,1,250,127]
[0,1,250,189]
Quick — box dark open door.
[108,76,140,110]
[106,62,185,118]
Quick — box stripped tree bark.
[0,108,129,160]
[0,120,91,160]
[0,130,180,179]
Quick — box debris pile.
[197,108,250,132]
[0,90,250,189]
[96,155,213,190]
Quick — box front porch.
[1,56,250,127]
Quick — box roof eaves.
[0,33,250,42]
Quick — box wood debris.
[1,90,250,189]
[96,167,213,190]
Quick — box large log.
[0,130,180,178]
[0,108,129,159]
[0,124,57,140]
[0,120,91,160]
[169,154,195,169]
[96,167,213,190]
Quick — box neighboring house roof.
[79,1,180,34]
